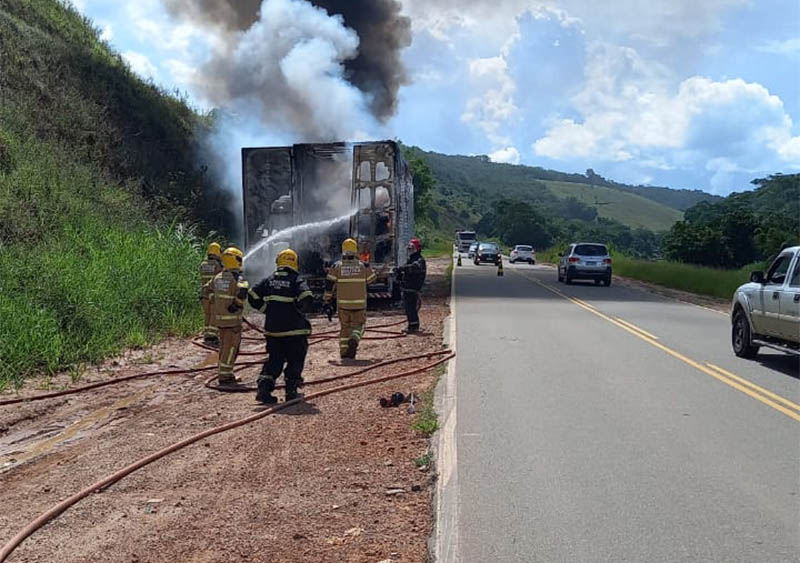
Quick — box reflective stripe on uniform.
[248,288,260,299]
[266,295,296,303]
[338,299,366,306]
[264,329,312,337]
[327,274,338,282]
[296,290,313,301]
[366,274,377,283]
[215,294,235,300]
[216,315,241,321]
[258,304,267,313]
[335,278,367,283]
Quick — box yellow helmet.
[342,238,358,256]
[221,247,244,270]
[207,242,222,258]
[276,249,299,272]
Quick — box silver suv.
[557,243,612,286]
[731,246,800,358]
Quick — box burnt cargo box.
[241,140,414,299]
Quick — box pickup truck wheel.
[603,276,612,287]
[732,310,759,358]
[565,273,573,285]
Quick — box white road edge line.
[432,253,460,563]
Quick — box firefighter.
[247,249,313,404]
[397,238,427,333]
[200,242,223,345]
[203,247,249,386]
[323,238,376,359]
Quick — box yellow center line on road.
[512,269,800,423]
[614,317,660,340]
[706,363,800,415]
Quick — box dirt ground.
[0,258,452,563]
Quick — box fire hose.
[0,350,454,562]
[0,318,408,407]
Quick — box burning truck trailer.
[241,140,415,305]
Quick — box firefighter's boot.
[256,377,278,404]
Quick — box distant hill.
[408,148,719,233]
[541,180,683,232]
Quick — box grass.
[412,389,440,436]
[611,255,755,300]
[544,180,683,231]
[0,1,218,388]
[414,451,433,468]
[0,219,204,388]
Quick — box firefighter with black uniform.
[247,249,314,404]
[398,238,427,333]
[199,242,223,346]
[323,238,377,359]
[203,247,249,386]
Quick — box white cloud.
[533,54,800,176]
[489,146,521,164]
[122,51,158,79]
[99,23,113,42]
[757,38,800,57]
[462,54,518,147]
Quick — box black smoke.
[308,0,411,119]
[162,0,411,121]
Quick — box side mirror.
[750,271,765,284]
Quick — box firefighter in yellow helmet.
[199,242,223,346]
[247,248,314,403]
[323,238,377,359]
[202,247,249,386]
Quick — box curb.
[429,254,460,562]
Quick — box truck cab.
[455,231,476,253]
[731,246,800,357]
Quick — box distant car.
[557,243,612,286]
[474,242,501,265]
[510,245,535,264]
[467,241,479,259]
[731,246,800,358]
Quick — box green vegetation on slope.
[0,0,214,386]
[663,174,799,268]
[410,148,710,231]
[543,180,683,231]
[610,256,755,300]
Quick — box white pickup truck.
[731,245,800,358]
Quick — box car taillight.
[568,257,579,263]
[603,258,612,264]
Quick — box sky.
[70,0,800,195]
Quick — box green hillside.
[0,0,221,386]
[411,148,692,232]
[543,180,684,231]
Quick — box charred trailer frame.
[241,140,414,302]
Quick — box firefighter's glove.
[322,303,334,322]
[227,304,240,314]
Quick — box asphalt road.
[452,259,800,563]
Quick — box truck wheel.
[603,276,611,287]
[732,309,759,358]
[565,273,573,285]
